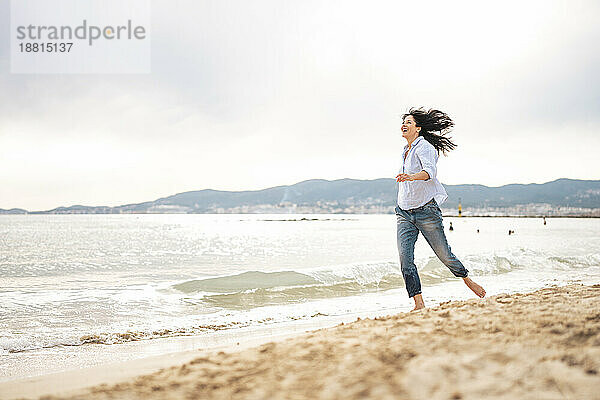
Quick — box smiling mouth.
[402,128,408,133]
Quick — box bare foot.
[411,294,426,311]
[463,277,486,298]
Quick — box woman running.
[395,107,486,311]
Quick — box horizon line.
[2,176,598,213]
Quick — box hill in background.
[3,178,598,216]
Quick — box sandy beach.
[3,284,600,400]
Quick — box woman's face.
[401,115,420,140]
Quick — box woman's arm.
[396,142,438,182]
[414,144,437,181]
[396,170,430,182]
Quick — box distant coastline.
[2,177,599,217]
[2,213,598,218]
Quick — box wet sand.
[6,284,600,400]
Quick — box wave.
[169,255,523,309]
[200,277,405,309]
[0,318,276,353]
[0,254,526,353]
[547,254,600,268]
[173,271,320,293]
[5,251,596,354]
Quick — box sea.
[1,214,599,381]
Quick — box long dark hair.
[402,107,457,155]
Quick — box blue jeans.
[395,198,469,298]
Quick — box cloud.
[1,0,599,210]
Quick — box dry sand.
[9,284,600,400]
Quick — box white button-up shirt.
[397,135,448,210]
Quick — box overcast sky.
[1,0,599,210]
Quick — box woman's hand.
[396,173,414,182]
[396,170,430,182]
